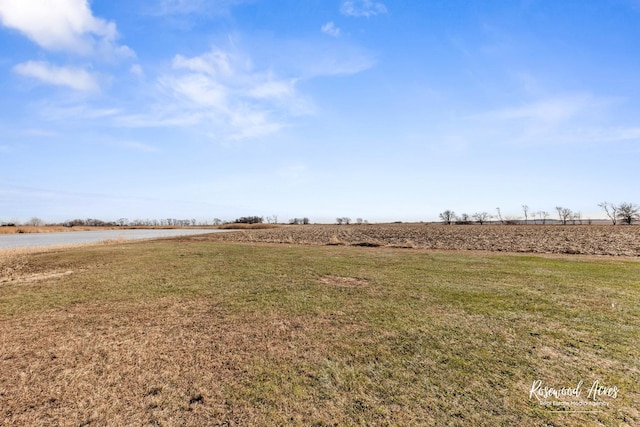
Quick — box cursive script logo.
[587,380,618,401]
[529,379,619,405]
[529,380,583,402]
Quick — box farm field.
[0,229,639,426]
[191,223,640,257]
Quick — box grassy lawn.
[1,241,639,426]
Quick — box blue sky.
[1,0,639,224]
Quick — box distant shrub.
[234,216,263,224]
[218,223,278,230]
[455,213,472,225]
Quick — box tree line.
[439,202,640,225]
[0,215,320,227]
[3,202,638,228]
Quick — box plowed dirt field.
[189,223,640,256]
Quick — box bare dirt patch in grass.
[1,269,74,284]
[318,275,369,288]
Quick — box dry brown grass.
[217,223,281,230]
[195,223,640,256]
[0,226,78,234]
[1,238,638,426]
[0,225,217,235]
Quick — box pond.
[0,229,227,250]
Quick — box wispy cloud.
[474,95,606,124]
[40,103,122,121]
[10,30,375,144]
[0,0,133,58]
[130,64,144,77]
[321,22,340,37]
[553,126,640,145]
[22,128,58,137]
[298,49,376,77]
[172,50,234,76]
[120,140,158,152]
[155,0,206,14]
[464,93,636,147]
[341,0,387,17]
[161,73,228,109]
[110,38,375,141]
[248,80,296,99]
[119,45,300,140]
[13,61,99,92]
[151,0,247,16]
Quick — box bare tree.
[439,210,456,225]
[289,218,310,225]
[617,202,640,225]
[336,218,344,225]
[26,217,44,226]
[456,213,471,225]
[572,211,582,225]
[522,205,529,224]
[472,212,490,225]
[598,202,618,225]
[266,215,279,224]
[538,211,550,225]
[555,206,572,225]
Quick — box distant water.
[0,229,227,250]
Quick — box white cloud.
[340,0,387,17]
[161,73,228,108]
[553,126,640,145]
[248,80,296,99]
[228,108,285,140]
[112,47,291,140]
[142,46,302,140]
[130,64,144,77]
[244,37,377,79]
[115,40,374,141]
[461,94,637,147]
[173,50,234,77]
[0,0,132,58]
[156,0,206,14]
[13,60,99,92]
[121,141,158,153]
[321,21,340,37]
[602,127,640,141]
[146,0,255,17]
[152,0,246,16]
[299,48,376,77]
[22,128,58,137]
[38,103,121,122]
[475,95,604,124]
